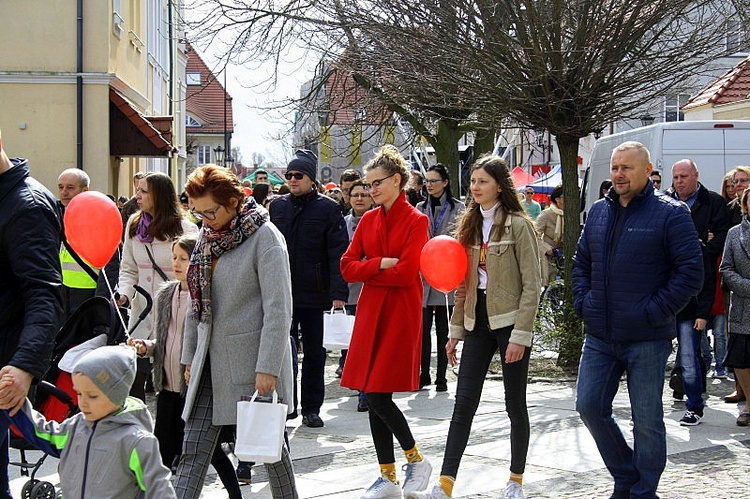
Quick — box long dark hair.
[128,172,184,241]
[426,163,456,209]
[454,155,528,248]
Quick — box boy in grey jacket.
[1,345,176,498]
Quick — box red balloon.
[243,187,253,196]
[420,235,468,293]
[325,182,338,191]
[64,191,122,268]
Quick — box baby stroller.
[9,286,151,498]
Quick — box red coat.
[340,194,429,392]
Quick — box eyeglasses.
[350,193,370,199]
[652,180,661,185]
[525,191,534,195]
[284,172,305,180]
[190,204,222,221]
[363,173,396,191]
[733,177,750,186]
[424,178,446,184]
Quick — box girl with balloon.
[117,172,198,401]
[416,163,465,392]
[409,155,541,499]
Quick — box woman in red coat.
[341,145,431,499]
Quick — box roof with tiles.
[185,42,234,133]
[683,56,750,110]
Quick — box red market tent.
[511,167,536,189]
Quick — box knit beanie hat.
[286,150,318,181]
[73,345,136,407]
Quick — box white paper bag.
[235,391,287,463]
[323,307,354,349]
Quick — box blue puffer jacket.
[573,183,704,343]
[269,189,349,308]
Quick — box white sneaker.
[402,458,432,495]
[362,476,403,499]
[405,483,449,499]
[504,480,525,499]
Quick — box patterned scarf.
[187,198,268,324]
[136,212,154,243]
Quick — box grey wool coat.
[720,216,750,336]
[181,222,294,425]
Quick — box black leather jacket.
[0,158,63,379]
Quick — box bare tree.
[184,0,750,365]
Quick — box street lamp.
[213,145,225,166]
[225,155,235,171]
[640,116,655,127]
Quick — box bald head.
[671,159,699,201]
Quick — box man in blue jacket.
[269,150,349,428]
[573,141,703,499]
[0,128,63,497]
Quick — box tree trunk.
[555,133,584,369]
[431,119,461,183]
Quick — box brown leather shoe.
[724,392,746,403]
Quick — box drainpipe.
[76,0,83,169]
[168,0,174,177]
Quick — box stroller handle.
[37,380,75,410]
[125,285,153,338]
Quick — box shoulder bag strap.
[144,244,169,282]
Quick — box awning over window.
[109,88,177,157]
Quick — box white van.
[582,121,750,217]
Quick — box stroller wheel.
[21,479,38,499]
[30,481,55,499]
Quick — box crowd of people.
[0,122,748,499]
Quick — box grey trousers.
[174,363,298,499]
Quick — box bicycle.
[533,247,565,355]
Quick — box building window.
[113,0,124,37]
[197,145,211,165]
[665,94,691,122]
[186,73,201,86]
[726,19,750,53]
[185,115,201,127]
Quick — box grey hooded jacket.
[7,396,175,498]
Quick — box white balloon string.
[102,264,128,334]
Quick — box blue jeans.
[576,335,672,499]
[675,321,705,412]
[708,314,727,371]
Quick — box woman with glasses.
[174,165,298,498]
[720,187,750,426]
[728,166,750,226]
[117,172,198,400]
[340,145,432,498]
[340,179,375,411]
[416,164,465,392]
[409,155,540,499]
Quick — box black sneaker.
[436,381,448,392]
[302,413,324,428]
[679,410,702,426]
[236,463,252,484]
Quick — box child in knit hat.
[1,345,176,498]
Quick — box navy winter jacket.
[269,189,349,308]
[573,183,704,343]
[0,159,63,379]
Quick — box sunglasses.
[285,172,305,180]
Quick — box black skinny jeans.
[421,305,453,385]
[441,292,530,478]
[366,393,417,464]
